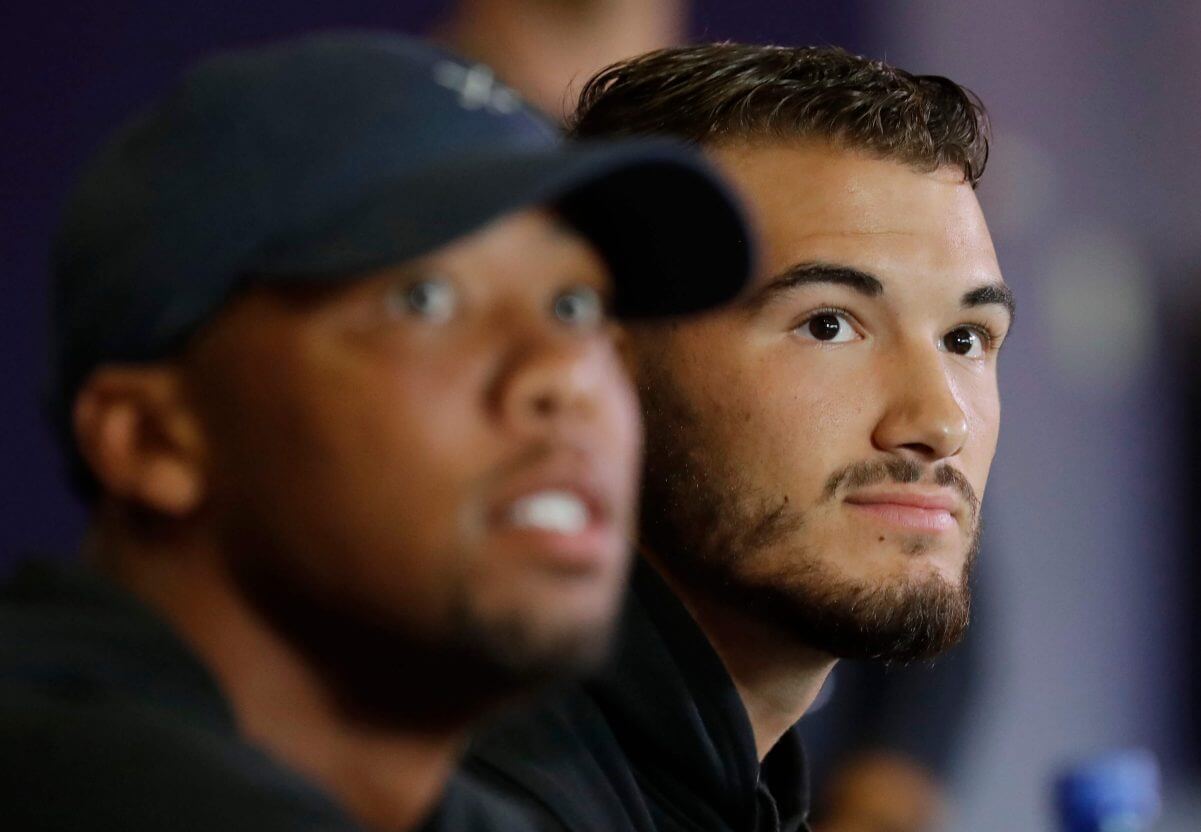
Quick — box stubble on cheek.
[630,334,980,662]
[634,346,806,574]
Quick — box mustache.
[822,458,979,519]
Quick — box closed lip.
[844,489,961,517]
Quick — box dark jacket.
[463,560,811,832]
[0,560,530,832]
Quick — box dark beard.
[227,541,612,732]
[637,362,978,664]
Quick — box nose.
[872,348,968,461]
[492,330,609,434]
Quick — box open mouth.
[506,489,591,535]
[487,471,622,574]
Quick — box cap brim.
[247,140,754,319]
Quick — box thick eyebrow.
[962,282,1015,324]
[745,262,883,311]
[748,261,1015,328]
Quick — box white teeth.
[507,491,590,534]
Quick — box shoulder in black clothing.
[417,771,559,831]
[0,560,360,832]
[461,560,812,832]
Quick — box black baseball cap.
[49,31,754,436]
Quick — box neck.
[97,520,462,832]
[642,552,836,761]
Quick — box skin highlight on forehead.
[710,140,1001,285]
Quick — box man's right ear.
[72,365,208,517]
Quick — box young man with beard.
[463,44,1014,832]
[0,33,754,832]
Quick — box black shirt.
[463,560,812,832]
[0,560,363,831]
[0,560,532,832]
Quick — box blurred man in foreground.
[0,33,753,832]
[465,44,1013,832]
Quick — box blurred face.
[816,752,948,832]
[184,209,641,708]
[632,143,1011,661]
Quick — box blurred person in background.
[0,31,754,832]
[811,751,948,832]
[462,43,1012,832]
[438,0,688,120]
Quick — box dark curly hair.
[570,43,990,187]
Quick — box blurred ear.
[72,365,207,516]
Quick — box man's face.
[183,209,641,707]
[631,142,1010,662]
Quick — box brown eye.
[942,327,985,357]
[388,277,457,323]
[552,286,603,329]
[796,311,858,343]
[809,315,841,340]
